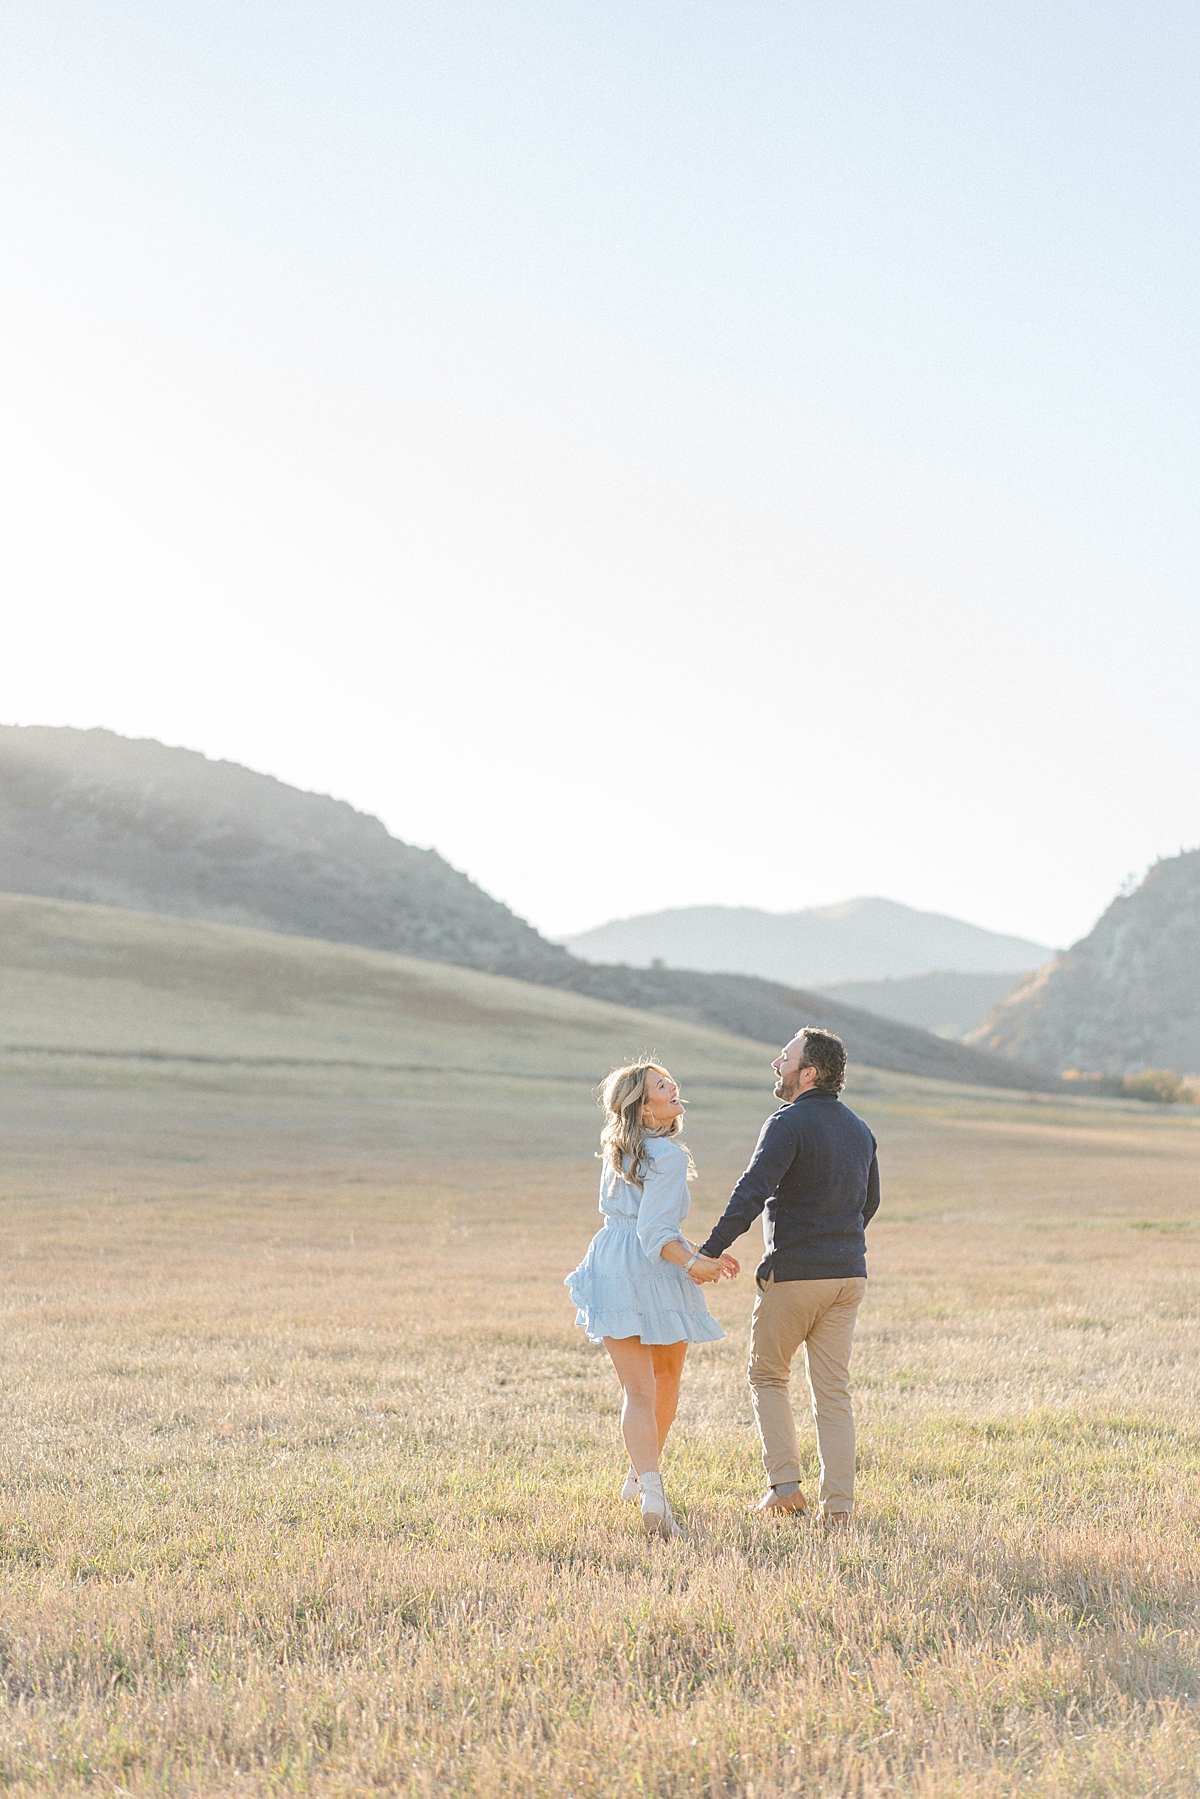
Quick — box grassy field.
[0,892,774,1087]
[2,898,1200,1796]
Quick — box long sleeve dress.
[565,1136,724,1346]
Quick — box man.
[697,1027,879,1527]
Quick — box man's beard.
[777,1066,815,1101]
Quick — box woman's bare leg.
[603,1336,660,1475]
[650,1341,687,1451]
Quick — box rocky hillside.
[968,848,1200,1076]
[0,725,1058,1091]
[0,725,564,974]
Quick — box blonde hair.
[599,1060,696,1190]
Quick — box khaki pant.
[748,1273,867,1515]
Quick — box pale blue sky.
[1,2,1197,944]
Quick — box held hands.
[688,1251,740,1285]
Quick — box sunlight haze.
[2,2,1197,947]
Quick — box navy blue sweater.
[699,1090,880,1282]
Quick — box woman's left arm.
[637,1153,735,1281]
[659,1239,729,1282]
[635,1153,691,1265]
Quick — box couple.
[565,1027,880,1538]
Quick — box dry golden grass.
[1,1045,1199,1797]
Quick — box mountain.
[967,849,1200,1076]
[0,724,566,975]
[0,724,1059,1092]
[564,898,1053,987]
[815,971,1032,1040]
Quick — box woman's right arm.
[637,1155,738,1281]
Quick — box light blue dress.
[566,1136,725,1346]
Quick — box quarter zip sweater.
[698,1090,880,1282]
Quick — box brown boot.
[754,1487,808,1516]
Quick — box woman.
[566,1061,739,1537]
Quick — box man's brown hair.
[799,1027,847,1094]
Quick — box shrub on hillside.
[1062,1069,1125,1096]
[1123,1068,1187,1104]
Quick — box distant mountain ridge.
[0,725,1060,1093]
[968,848,1200,1077]
[565,898,1052,987]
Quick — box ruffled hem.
[566,1279,725,1347]
[570,1301,725,1346]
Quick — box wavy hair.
[598,1060,696,1190]
[798,1027,847,1094]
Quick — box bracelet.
[684,1251,700,1271]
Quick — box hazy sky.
[2,2,1198,947]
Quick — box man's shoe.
[755,1487,808,1516]
[823,1510,852,1531]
